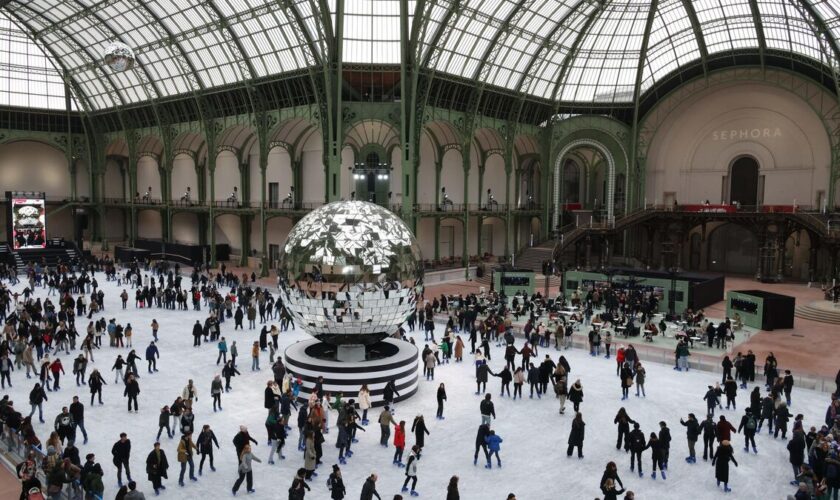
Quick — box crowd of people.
[0,256,838,500]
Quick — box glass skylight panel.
[0,11,78,111]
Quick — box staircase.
[514,240,556,273]
[795,302,840,325]
[13,243,82,273]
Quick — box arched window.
[729,156,759,207]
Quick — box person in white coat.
[401,445,421,496]
[358,385,372,425]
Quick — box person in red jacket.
[49,358,65,391]
[716,415,736,443]
[393,420,406,467]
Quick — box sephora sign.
[711,128,782,141]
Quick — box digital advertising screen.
[10,196,46,249]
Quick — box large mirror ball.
[277,201,424,346]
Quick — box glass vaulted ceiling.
[2,0,840,111]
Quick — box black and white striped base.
[284,338,419,407]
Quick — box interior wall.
[171,154,197,200]
[104,160,125,199]
[76,161,90,199]
[483,154,507,203]
[103,209,125,241]
[172,212,200,244]
[440,149,464,203]
[301,133,325,203]
[213,151,240,201]
[261,148,294,204]
[136,156,161,198]
[480,218,506,256]
[137,210,162,239]
[214,214,242,254]
[646,81,830,206]
[0,141,71,197]
[417,133,437,205]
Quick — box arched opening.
[707,223,757,274]
[729,156,760,206]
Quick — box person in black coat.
[359,473,381,500]
[721,356,733,384]
[411,415,429,448]
[628,423,647,476]
[145,441,169,495]
[647,433,667,479]
[492,366,512,397]
[196,424,219,474]
[327,464,346,500]
[112,432,132,487]
[736,408,758,454]
[232,426,258,462]
[383,379,399,409]
[289,468,311,500]
[614,408,637,452]
[192,321,203,346]
[775,402,793,439]
[703,386,719,417]
[679,413,700,463]
[599,462,624,497]
[787,431,806,484]
[700,415,717,460]
[658,421,672,470]
[436,383,447,420]
[473,424,490,465]
[123,374,140,412]
[475,362,491,395]
[711,440,738,492]
[567,412,585,458]
[723,377,738,410]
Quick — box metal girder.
[679,0,709,77]
[473,0,534,84]
[204,0,255,83]
[26,0,117,40]
[549,0,605,105]
[509,0,592,97]
[747,0,767,68]
[280,0,322,67]
[632,0,659,110]
[791,0,840,70]
[419,0,461,68]
[134,0,204,91]
[627,0,659,212]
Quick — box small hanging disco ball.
[103,42,135,72]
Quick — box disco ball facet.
[277,201,423,345]
[103,42,135,72]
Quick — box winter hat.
[240,426,247,432]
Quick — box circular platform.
[795,300,840,325]
[284,338,419,406]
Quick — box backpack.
[746,416,756,431]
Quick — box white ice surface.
[1,277,828,500]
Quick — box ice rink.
[2,276,829,500]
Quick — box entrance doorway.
[268,243,280,269]
[268,182,279,209]
[729,156,759,206]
